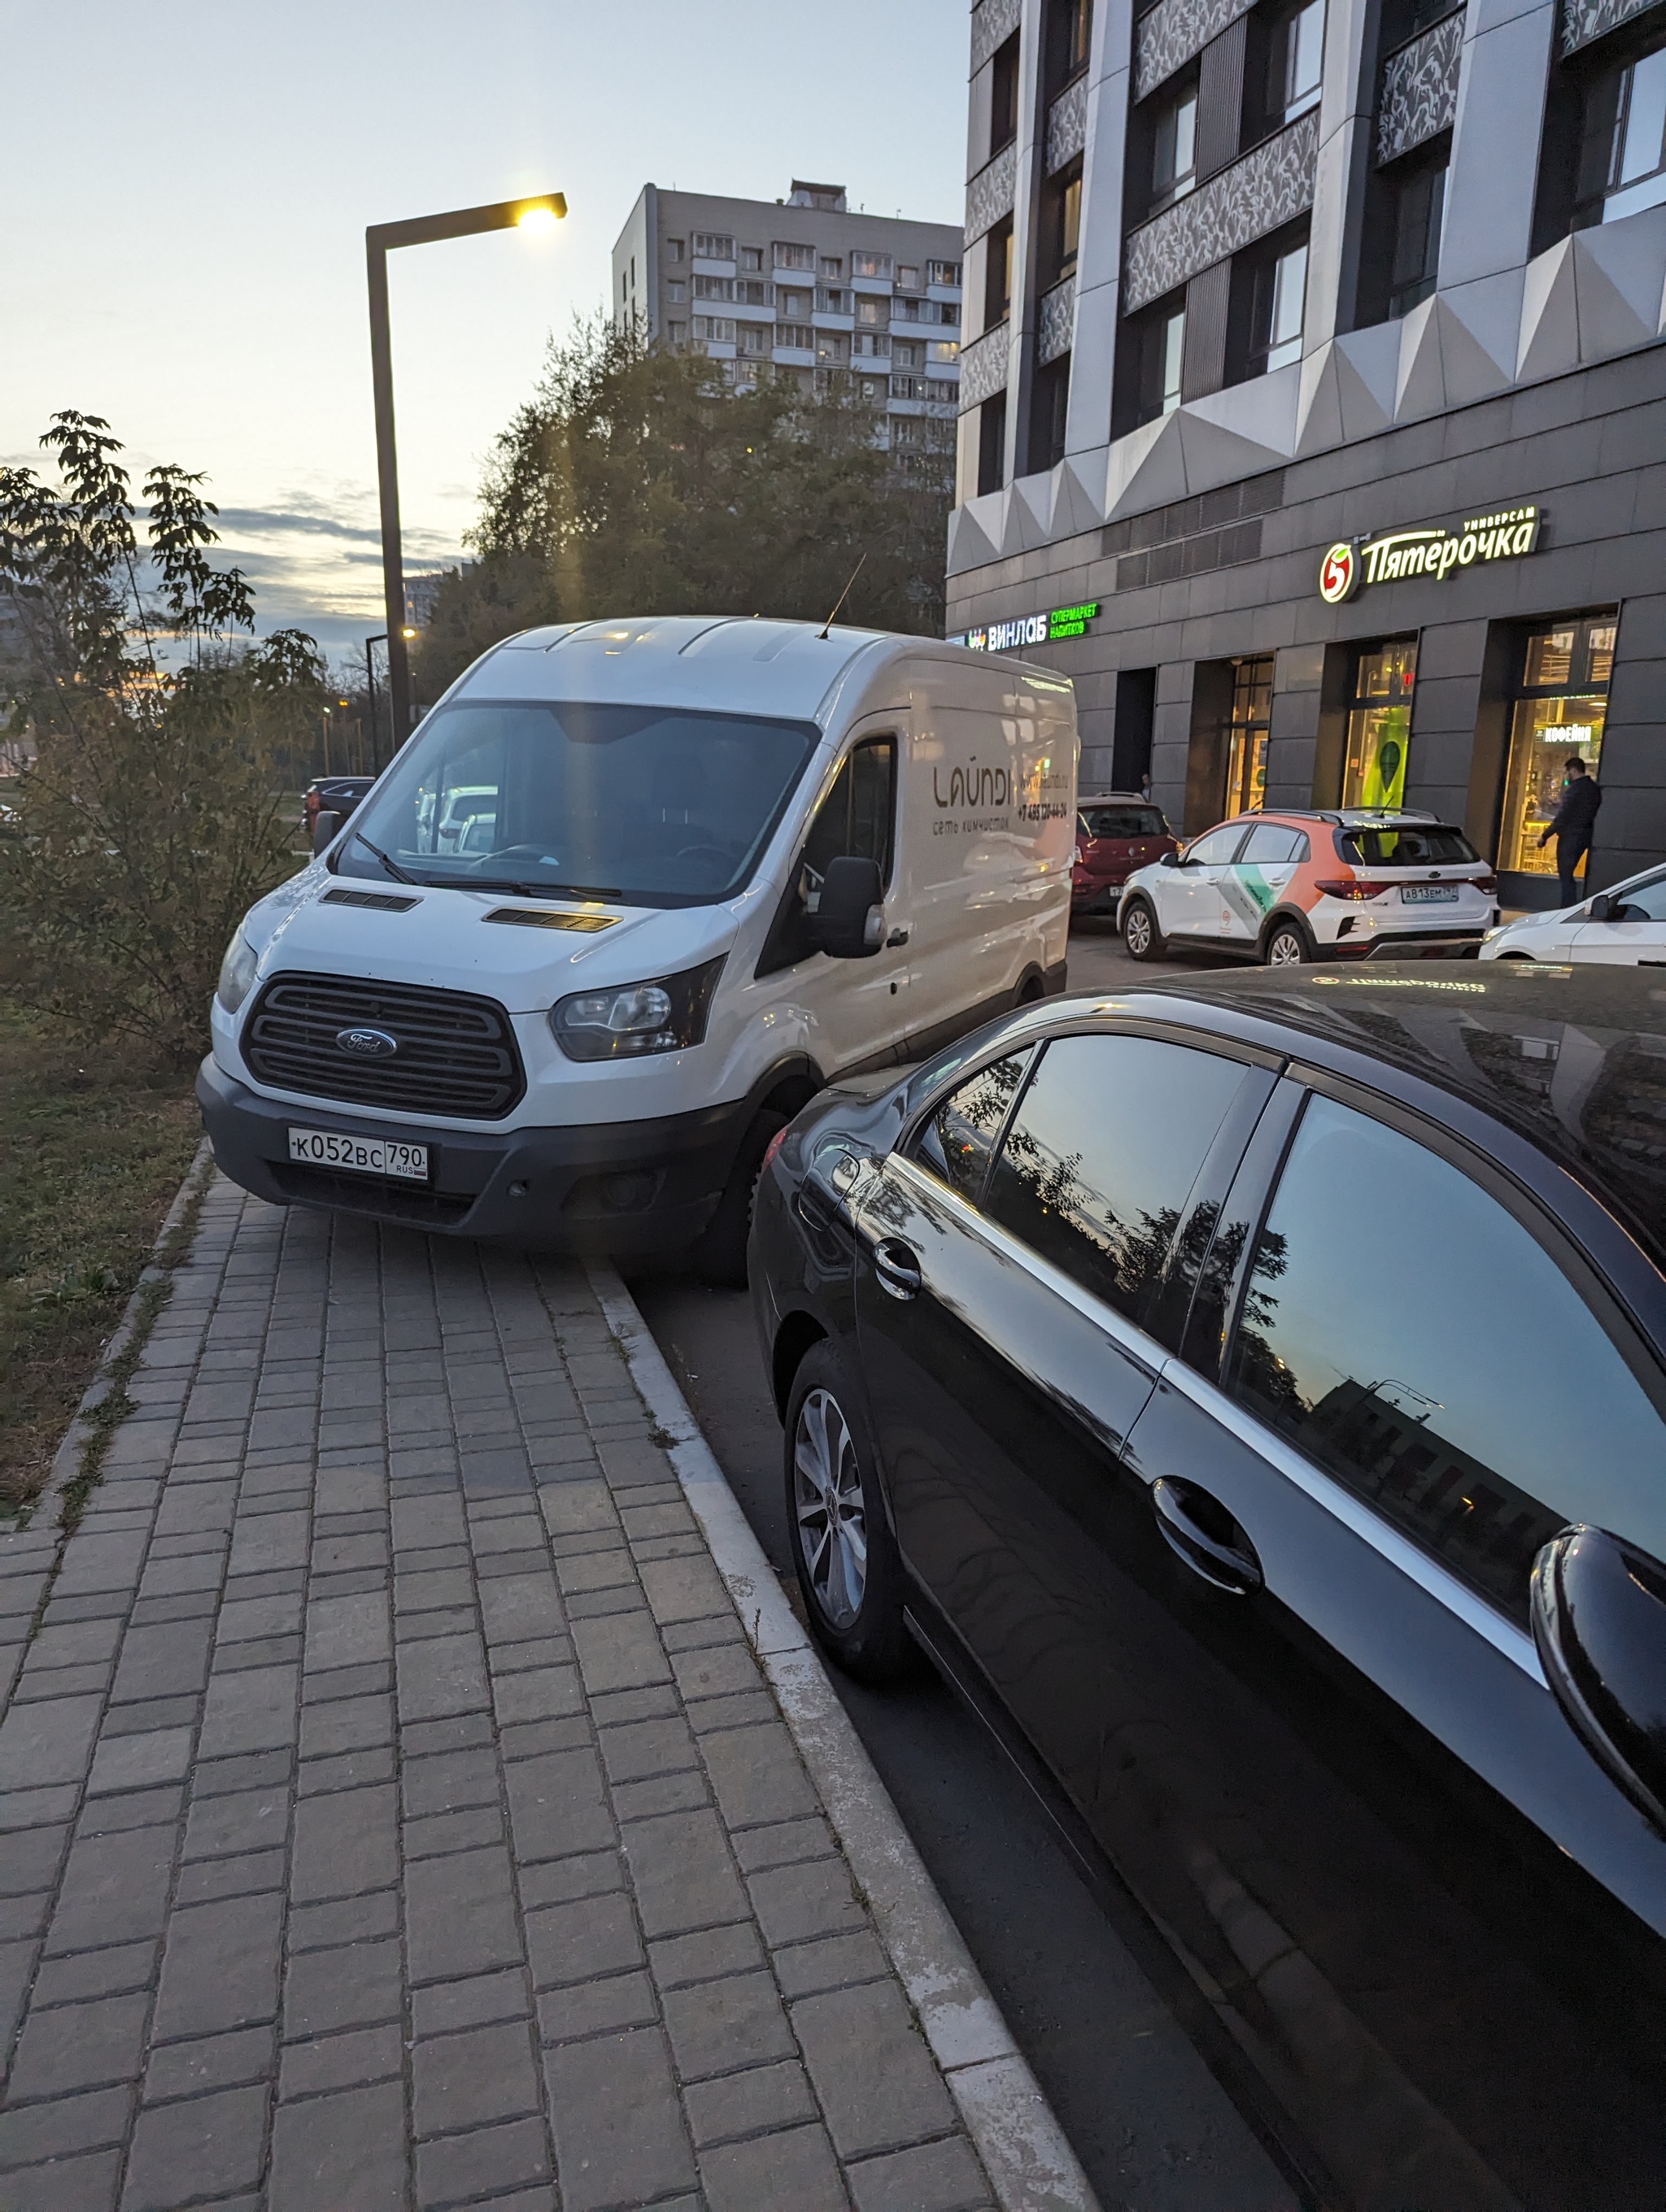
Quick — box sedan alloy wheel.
[792,1387,868,1629]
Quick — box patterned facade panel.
[966,142,1018,243]
[1135,0,1256,102]
[1038,276,1078,362]
[971,0,1023,73]
[958,323,1010,410]
[1123,108,1319,312]
[1047,76,1089,172]
[1563,0,1665,52]
[1377,9,1466,165]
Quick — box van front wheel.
[695,1107,786,1288]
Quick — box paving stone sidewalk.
[0,1175,1000,2212]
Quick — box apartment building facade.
[612,181,964,457]
[948,0,1666,904]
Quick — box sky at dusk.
[2,0,967,667]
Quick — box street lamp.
[366,191,566,744]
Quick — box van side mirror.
[312,810,341,855]
[809,856,884,960]
[1531,1524,1666,1839]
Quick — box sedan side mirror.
[312,810,341,855]
[1531,1524,1666,1839]
[808,855,884,960]
[1588,892,1619,921]
[1158,850,1180,869]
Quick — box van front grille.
[271,1162,477,1224]
[242,972,526,1121]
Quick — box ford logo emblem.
[335,1026,399,1060]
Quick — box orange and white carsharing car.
[1117,808,1499,965]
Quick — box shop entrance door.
[1497,615,1616,896]
[1223,656,1273,815]
[1341,639,1418,809]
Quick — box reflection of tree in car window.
[914,1052,1030,1200]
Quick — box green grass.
[0,1003,200,1509]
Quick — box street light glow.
[517,205,560,233]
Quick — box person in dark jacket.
[1538,756,1602,904]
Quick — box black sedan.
[750,964,1666,2211]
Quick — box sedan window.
[1611,874,1666,921]
[1241,823,1308,864]
[1082,806,1167,838]
[1185,825,1249,864]
[1228,1093,1666,1622]
[983,1035,1247,1322]
[911,1052,1032,1202]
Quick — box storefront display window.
[1498,613,1617,881]
[1225,656,1274,815]
[1341,639,1418,809]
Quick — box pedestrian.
[1538,755,1602,905]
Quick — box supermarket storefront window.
[1497,614,1617,883]
[1342,639,1418,809]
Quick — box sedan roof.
[1143,964,1666,1265]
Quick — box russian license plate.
[1402,884,1461,905]
[288,1127,430,1182]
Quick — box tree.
[412,317,953,700]
[0,412,325,1064]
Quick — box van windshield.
[334,699,821,908]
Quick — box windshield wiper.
[462,877,624,901]
[348,830,420,886]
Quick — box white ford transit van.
[198,616,1077,1274]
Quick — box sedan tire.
[783,1342,911,1683]
[1262,917,1311,966]
[1122,896,1166,963]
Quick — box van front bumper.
[196,1056,750,1254]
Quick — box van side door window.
[757,737,896,975]
[1227,1091,1666,1621]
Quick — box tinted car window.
[1186,825,1248,865]
[1612,874,1666,921]
[1339,825,1478,865]
[1228,1093,1666,1621]
[912,1052,1031,1202]
[983,1035,1248,1322]
[1082,806,1167,838]
[1241,824,1308,864]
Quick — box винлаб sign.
[954,602,1101,651]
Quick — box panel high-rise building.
[949,0,1666,904]
[612,181,964,460]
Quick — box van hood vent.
[322,888,421,912]
[482,907,620,934]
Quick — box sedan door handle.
[870,1237,922,1300]
[1150,1478,1263,1596]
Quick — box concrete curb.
[587,1260,1101,2212]
[28,1135,216,1529]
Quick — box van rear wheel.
[1123,898,1164,962]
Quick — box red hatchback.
[1072,793,1178,913]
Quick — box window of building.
[691,316,736,345]
[665,238,685,263]
[740,246,764,272]
[1041,159,1084,287]
[774,242,815,270]
[983,1034,1247,1324]
[1388,149,1447,316]
[1497,612,1618,883]
[819,254,844,278]
[853,331,891,356]
[853,250,894,279]
[1031,353,1071,472]
[1045,0,1095,92]
[739,324,769,357]
[816,332,850,365]
[892,374,929,399]
[1151,83,1198,209]
[978,390,1008,495]
[1235,233,1308,377]
[1228,1091,1666,1624]
[735,279,771,307]
[897,264,920,290]
[856,295,890,327]
[666,280,687,303]
[928,259,962,287]
[1576,37,1666,223]
[668,320,687,345]
[1225,656,1275,814]
[1267,0,1325,124]
[1136,299,1186,422]
[776,286,812,319]
[927,339,960,364]
[857,374,886,403]
[693,232,735,261]
[1341,638,1417,809]
[984,216,1015,331]
[892,338,924,369]
[991,31,1022,159]
[775,324,816,351]
[694,275,735,301]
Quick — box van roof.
[451,615,1066,727]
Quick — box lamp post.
[365,634,386,769]
[366,192,566,746]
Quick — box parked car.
[1482,856,1666,964]
[199,616,1077,1282]
[302,775,377,838]
[1071,793,1176,914]
[752,962,1666,2207]
[1118,807,1498,964]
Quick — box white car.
[1117,807,1498,964]
[1481,860,1666,964]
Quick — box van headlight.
[216,930,259,1013]
[550,956,725,1062]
